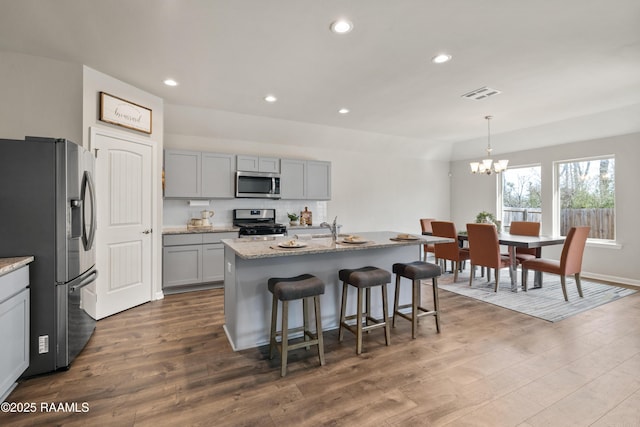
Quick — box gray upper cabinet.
[164,149,235,199]
[202,153,235,198]
[280,159,331,200]
[237,155,280,173]
[164,150,201,198]
[306,160,331,200]
[280,159,306,199]
[165,149,328,200]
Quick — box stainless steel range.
[234,209,287,237]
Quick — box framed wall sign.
[99,92,152,134]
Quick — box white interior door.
[92,129,153,319]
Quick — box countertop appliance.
[234,209,287,237]
[236,171,281,199]
[0,137,97,376]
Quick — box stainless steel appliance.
[236,171,281,199]
[0,137,97,376]
[234,209,287,237]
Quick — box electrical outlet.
[38,335,49,354]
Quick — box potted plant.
[475,211,501,231]
[287,212,299,226]
[475,211,496,224]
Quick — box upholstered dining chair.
[509,221,541,263]
[466,223,512,292]
[431,221,469,282]
[521,226,590,301]
[420,218,437,262]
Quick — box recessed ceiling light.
[163,79,178,86]
[330,19,353,34]
[264,95,277,103]
[338,108,350,114]
[431,54,452,64]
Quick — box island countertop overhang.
[222,231,453,260]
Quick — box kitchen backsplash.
[163,199,329,227]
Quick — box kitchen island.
[222,231,452,351]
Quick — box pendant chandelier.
[469,115,509,174]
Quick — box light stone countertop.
[0,256,34,277]
[286,225,328,230]
[163,226,239,235]
[164,224,327,235]
[222,231,453,260]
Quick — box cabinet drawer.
[0,266,29,302]
[163,234,203,246]
[202,232,237,244]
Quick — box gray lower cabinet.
[0,265,30,402]
[163,232,237,292]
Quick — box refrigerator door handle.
[81,170,97,250]
[70,270,98,293]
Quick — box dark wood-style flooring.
[2,281,640,426]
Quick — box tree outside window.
[557,157,615,240]
[501,166,541,230]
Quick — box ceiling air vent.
[461,86,502,101]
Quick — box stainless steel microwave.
[235,170,281,199]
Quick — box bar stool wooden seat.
[338,266,392,355]
[392,261,442,339]
[268,274,325,377]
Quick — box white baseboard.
[582,271,640,289]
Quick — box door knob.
[142,229,152,234]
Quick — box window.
[501,165,541,230]
[556,156,615,240]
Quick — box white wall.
[450,132,640,285]
[0,51,83,143]
[82,66,164,148]
[164,105,452,234]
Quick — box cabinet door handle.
[142,229,152,234]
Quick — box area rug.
[437,270,636,322]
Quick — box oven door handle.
[70,270,98,293]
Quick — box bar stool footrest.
[340,314,387,335]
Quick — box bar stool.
[268,274,325,377]
[392,261,442,339]
[338,266,392,355]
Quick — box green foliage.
[475,211,496,223]
[559,159,615,209]
[502,167,541,209]
[287,212,299,221]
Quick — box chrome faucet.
[320,216,338,242]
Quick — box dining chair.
[521,226,590,301]
[509,221,541,263]
[420,218,436,262]
[431,221,469,282]
[466,223,512,292]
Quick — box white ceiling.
[1,0,639,158]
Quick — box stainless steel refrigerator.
[0,136,98,376]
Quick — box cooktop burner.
[233,208,287,236]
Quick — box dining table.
[424,230,565,292]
